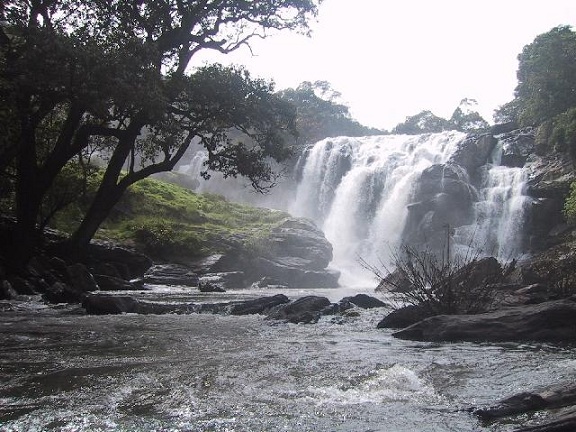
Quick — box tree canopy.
[497,25,576,126]
[278,81,383,144]
[0,0,321,263]
[392,100,488,135]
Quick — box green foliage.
[449,99,489,132]
[550,108,576,157]
[69,177,290,257]
[393,100,489,135]
[563,181,576,225]
[1,0,320,257]
[278,81,383,144]
[514,26,576,126]
[393,110,453,135]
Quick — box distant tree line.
[392,98,489,135]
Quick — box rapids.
[1,288,575,431]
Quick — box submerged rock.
[392,299,576,343]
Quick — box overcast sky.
[193,0,576,131]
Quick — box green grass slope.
[53,176,289,260]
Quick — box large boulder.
[449,134,497,175]
[341,293,387,309]
[392,298,576,343]
[265,218,334,270]
[250,256,340,288]
[497,128,535,168]
[266,295,332,324]
[83,241,153,279]
[377,305,432,329]
[230,294,290,315]
[403,163,476,249]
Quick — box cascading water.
[177,131,531,287]
[289,132,466,286]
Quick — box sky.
[193,0,576,131]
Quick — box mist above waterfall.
[179,131,530,287]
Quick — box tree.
[0,0,320,264]
[392,110,452,135]
[278,81,382,145]
[514,25,576,126]
[449,98,489,132]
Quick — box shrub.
[364,246,503,315]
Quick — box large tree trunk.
[12,119,43,269]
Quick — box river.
[1,286,575,431]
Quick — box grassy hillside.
[51,175,289,260]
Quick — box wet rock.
[93,274,141,291]
[67,263,99,293]
[377,305,432,329]
[230,294,290,315]
[266,295,332,324]
[0,280,18,300]
[341,293,387,309]
[475,382,576,432]
[266,218,334,270]
[251,256,340,288]
[84,242,153,279]
[187,254,234,274]
[198,280,226,293]
[404,163,476,249]
[198,271,245,290]
[376,268,411,293]
[498,128,535,168]
[8,275,38,295]
[392,299,576,343]
[323,299,354,315]
[450,134,497,174]
[144,264,199,287]
[43,281,82,304]
[82,294,139,314]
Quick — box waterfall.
[453,142,529,260]
[176,131,530,287]
[289,132,466,286]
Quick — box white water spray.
[290,132,466,286]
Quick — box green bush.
[550,108,576,157]
[563,181,576,224]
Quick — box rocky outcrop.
[244,218,339,288]
[391,298,576,343]
[168,217,340,289]
[404,163,476,249]
[524,152,575,250]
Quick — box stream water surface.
[1,287,575,432]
